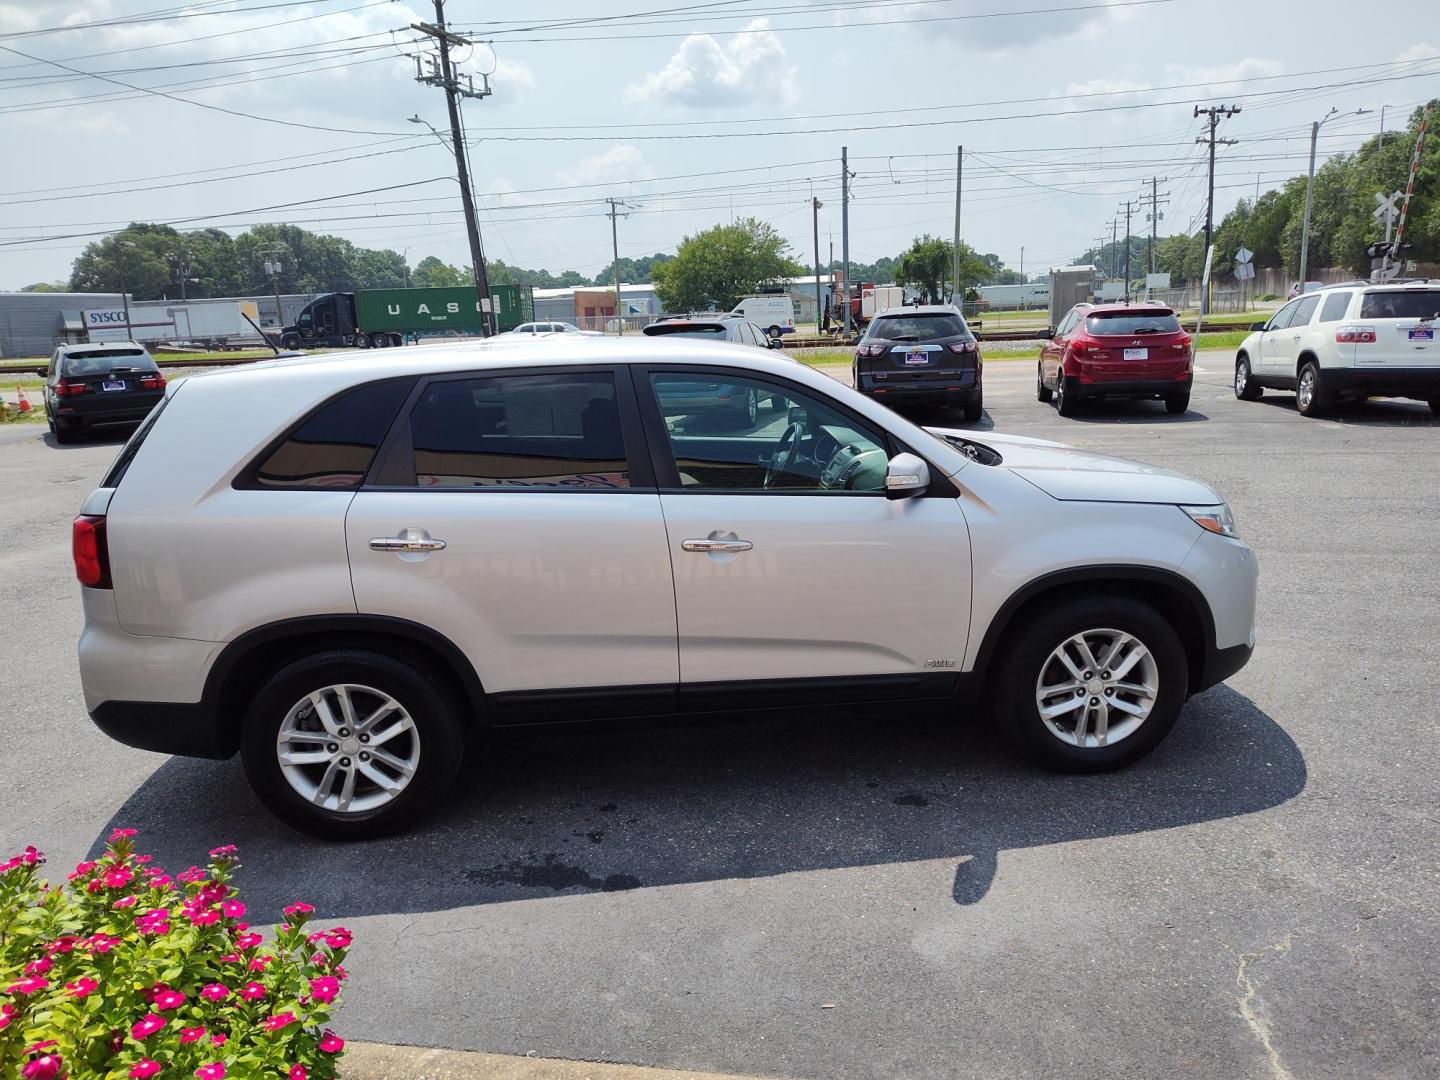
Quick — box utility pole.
[1379,104,1386,151]
[412,0,495,334]
[841,146,852,337]
[261,247,284,330]
[951,145,963,305]
[605,198,629,335]
[1019,246,1024,282]
[1299,107,1370,286]
[1121,200,1134,301]
[812,196,824,334]
[1194,104,1240,313]
[116,245,133,339]
[170,245,194,302]
[1146,176,1169,276]
[1110,218,1118,281]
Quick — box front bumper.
[1064,374,1192,400]
[1325,366,1440,399]
[1181,528,1259,693]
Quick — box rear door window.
[1360,290,1440,320]
[393,371,630,490]
[1268,298,1304,331]
[245,379,412,489]
[1319,292,1353,322]
[1289,295,1322,327]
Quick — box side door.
[1043,310,1075,386]
[1258,297,1303,379]
[634,366,972,701]
[345,366,678,707]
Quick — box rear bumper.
[1064,374,1191,399]
[1326,366,1440,399]
[55,392,163,427]
[90,700,229,759]
[858,367,979,402]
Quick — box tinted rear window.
[643,323,728,338]
[63,350,156,375]
[1085,312,1182,335]
[1319,291,1352,322]
[1359,291,1440,320]
[869,314,967,340]
[247,379,411,489]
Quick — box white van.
[729,295,796,338]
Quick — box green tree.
[894,235,952,301]
[411,256,465,288]
[651,219,802,312]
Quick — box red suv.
[1038,303,1193,416]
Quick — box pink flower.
[113,894,139,909]
[135,854,153,863]
[179,1026,207,1044]
[219,953,240,964]
[147,873,173,890]
[248,956,273,972]
[110,827,139,841]
[238,981,266,1002]
[283,902,314,917]
[318,1030,345,1054]
[219,900,245,918]
[153,988,187,1010]
[176,866,206,884]
[46,936,79,956]
[264,1011,299,1032]
[135,909,171,936]
[6,976,48,995]
[289,1067,308,1080]
[210,1033,227,1047]
[309,976,340,1004]
[101,865,135,889]
[131,1013,167,1040]
[130,1061,163,1079]
[24,958,52,976]
[208,844,239,860]
[65,977,99,998]
[195,1064,226,1080]
[188,908,221,927]
[323,928,352,949]
[234,932,262,950]
[28,1040,57,1053]
[67,861,97,880]
[21,1054,63,1080]
[199,983,230,1002]
[88,932,122,953]
[0,1003,14,1029]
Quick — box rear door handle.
[681,537,753,553]
[370,529,446,553]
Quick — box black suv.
[853,305,983,421]
[41,342,166,444]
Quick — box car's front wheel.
[240,649,466,839]
[995,596,1188,772]
[1036,365,1052,403]
[1234,355,1262,400]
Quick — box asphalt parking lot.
[2,355,1437,1079]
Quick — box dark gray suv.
[41,342,166,444]
[853,306,983,421]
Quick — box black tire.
[767,324,782,340]
[1234,355,1262,401]
[1295,359,1331,417]
[54,421,77,445]
[369,332,389,350]
[1428,398,1440,417]
[1165,393,1190,415]
[389,334,404,348]
[1054,377,1078,417]
[994,596,1189,773]
[240,649,467,840]
[281,334,302,351]
[1036,365,1053,403]
[962,393,983,423]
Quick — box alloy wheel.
[1034,628,1158,748]
[1235,362,1248,395]
[275,683,420,814]
[1297,367,1315,410]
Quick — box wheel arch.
[1296,350,1321,378]
[973,566,1215,697]
[205,615,486,757]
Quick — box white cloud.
[623,18,797,109]
[837,0,1139,49]
[1395,42,1440,63]
[491,58,535,103]
[555,145,655,188]
[1164,57,1286,93]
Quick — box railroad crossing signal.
[1373,190,1403,223]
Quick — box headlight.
[1181,503,1238,538]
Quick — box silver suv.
[76,338,1258,838]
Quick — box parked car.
[1038,302,1193,416]
[76,337,1256,838]
[1234,282,1440,416]
[1287,281,1325,299]
[852,305,983,421]
[641,316,788,426]
[643,315,781,349]
[40,341,166,444]
[508,321,602,336]
[728,295,796,338]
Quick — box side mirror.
[1250,321,1267,332]
[35,367,49,377]
[767,337,784,350]
[885,452,930,500]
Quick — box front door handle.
[370,529,446,554]
[681,537,753,553]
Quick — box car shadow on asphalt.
[1251,395,1439,426]
[93,686,1304,917]
[1056,403,1211,425]
[42,429,133,450]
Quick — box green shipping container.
[352,284,533,335]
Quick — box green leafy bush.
[0,833,349,1079]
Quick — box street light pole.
[116,242,134,339]
[1300,107,1371,286]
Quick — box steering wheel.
[764,421,803,489]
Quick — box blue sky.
[2,0,1437,288]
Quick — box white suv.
[75,338,1257,838]
[1233,281,1440,416]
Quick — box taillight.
[946,340,978,354]
[1336,325,1376,344]
[54,379,86,397]
[72,515,111,589]
[857,343,885,358]
[1173,337,1192,352]
[140,373,166,390]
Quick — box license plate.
[1123,348,1148,361]
[101,379,126,391]
[904,350,929,365]
[1408,328,1434,342]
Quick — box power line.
[1,0,366,40]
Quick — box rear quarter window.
[240,379,413,489]
[1319,292,1353,322]
[1360,291,1440,320]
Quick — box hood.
[926,427,1221,505]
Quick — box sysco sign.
[84,309,130,326]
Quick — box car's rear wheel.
[1036,365,1052,403]
[995,596,1188,772]
[962,392,983,422]
[1054,377,1078,417]
[1428,397,1440,417]
[1234,355,1262,400]
[240,649,466,839]
[1165,393,1190,415]
[53,419,77,444]
[369,332,389,349]
[767,324,782,340]
[1295,360,1331,417]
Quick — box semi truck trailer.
[279,284,533,349]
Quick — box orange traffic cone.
[15,386,32,414]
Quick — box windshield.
[1085,311,1182,335]
[62,349,156,375]
[869,313,968,341]
[1359,291,1440,320]
[643,323,728,338]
